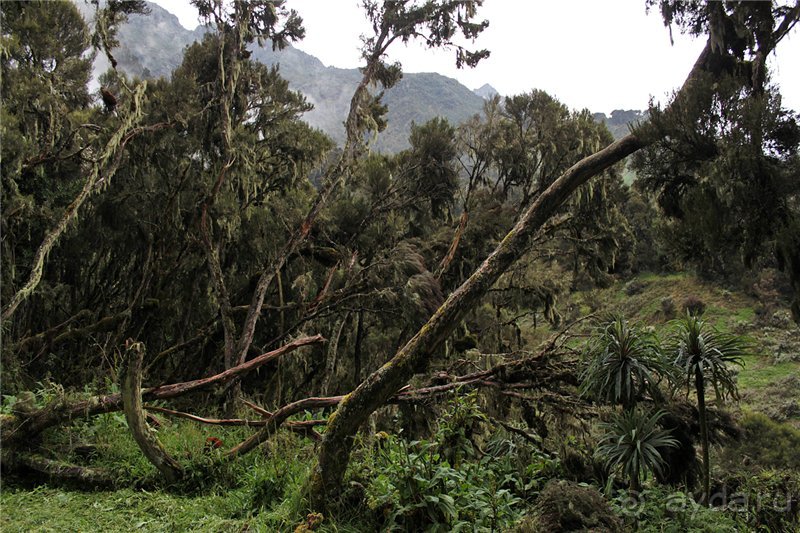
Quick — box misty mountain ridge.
[80,2,640,150]
[473,83,499,100]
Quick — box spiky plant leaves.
[669,313,747,402]
[596,408,678,493]
[580,316,668,409]
[667,312,749,505]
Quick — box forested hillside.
[2,1,800,531]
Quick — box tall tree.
[668,314,747,506]
[1,0,147,324]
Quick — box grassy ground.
[1,487,252,532]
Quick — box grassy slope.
[573,272,800,427]
[1,488,249,532]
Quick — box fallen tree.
[309,1,800,503]
[1,326,580,483]
[0,335,324,450]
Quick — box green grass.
[0,487,254,532]
[0,415,327,532]
[737,354,800,391]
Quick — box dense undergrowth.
[2,272,799,532]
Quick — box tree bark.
[309,40,718,505]
[121,341,183,484]
[695,368,710,506]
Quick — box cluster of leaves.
[359,394,558,531]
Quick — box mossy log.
[121,341,183,484]
[13,453,115,487]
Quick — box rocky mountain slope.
[80,1,488,152]
[80,2,641,151]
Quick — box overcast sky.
[152,0,799,114]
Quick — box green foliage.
[359,394,554,531]
[728,468,800,532]
[610,486,738,532]
[0,0,94,305]
[596,409,678,493]
[719,411,800,472]
[668,313,747,401]
[580,316,667,408]
[401,118,460,220]
[632,32,800,307]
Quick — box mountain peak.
[473,83,499,100]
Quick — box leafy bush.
[718,411,800,472]
[682,296,707,317]
[610,486,738,532]
[531,479,621,532]
[596,409,678,493]
[362,394,556,531]
[579,315,668,408]
[727,468,800,532]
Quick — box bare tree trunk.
[322,312,351,395]
[696,368,710,506]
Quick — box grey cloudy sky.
[152,0,799,114]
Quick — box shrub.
[532,479,621,532]
[718,411,800,472]
[729,468,800,532]
[362,394,554,531]
[682,296,706,317]
[610,486,738,532]
[661,297,676,319]
[595,409,678,493]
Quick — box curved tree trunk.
[309,40,719,505]
[121,341,183,484]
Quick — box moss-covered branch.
[2,82,148,322]
[121,341,183,483]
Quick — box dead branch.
[13,453,115,487]
[242,399,271,417]
[227,396,343,457]
[14,309,93,352]
[148,335,325,399]
[144,405,324,428]
[1,335,325,448]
